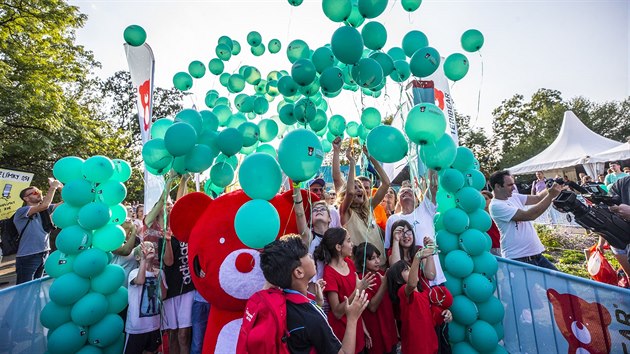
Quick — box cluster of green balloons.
[429,147,506,353]
[43,155,130,354]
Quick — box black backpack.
[0,209,54,256]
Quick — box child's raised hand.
[345,146,356,165]
[344,289,369,321]
[442,309,453,323]
[332,136,342,152]
[356,272,376,291]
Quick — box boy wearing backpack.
[237,234,369,354]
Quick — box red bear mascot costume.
[170,189,310,354]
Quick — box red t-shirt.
[323,258,365,353]
[397,285,438,354]
[359,270,398,354]
[487,220,501,249]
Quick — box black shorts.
[124,329,162,354]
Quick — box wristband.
[294,199,303,204]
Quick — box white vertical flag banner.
[124,43,164,210]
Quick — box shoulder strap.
[17,214,33,242]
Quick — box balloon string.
[471,50,484,128]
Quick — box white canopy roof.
[507,111,623,175]
[589,142,630,163]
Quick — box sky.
[69,0,629,134]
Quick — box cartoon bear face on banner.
[547,288,612,354]
[170,189,311,353]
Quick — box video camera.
[552,181,630,250]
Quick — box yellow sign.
[0,168,34,219]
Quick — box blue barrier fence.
[1,259,629,353]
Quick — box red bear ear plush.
[170,192,212,242]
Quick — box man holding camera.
[489,170,562,270]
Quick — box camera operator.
[597,175,630,277]
[489,170,562,270]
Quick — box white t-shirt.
[126,268,168,334]
[309,232,325,281]
[384,199,446,285]
[489,193,545,259]
[329,206,341,228]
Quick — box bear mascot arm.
[170,188,313,354]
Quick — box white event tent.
[507,111,624,177]
[589,142,630,164]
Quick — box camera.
[552,182,630,250]
[545,177,564,189]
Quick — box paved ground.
[0,254,16,290]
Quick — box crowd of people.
[7,145,630,353]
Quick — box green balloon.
[106,287,128,314]
[286,39,310,64]
[256,144,278,159]
[200,110,220,133]
[40,300,72,331]
[258,119,279,143]
[239,153,282,200]
[176,109,203,134]
[219,73,230,87]
[468,208,491,232]
[293,98,316,124]
[389,59,411,82]
[361,21,387,50]
[216,43,232,61]
[309,109,328,132]
[277,75,300,97]
[217,35,234,50]
[110,159,131,183]
[216,153,239,169]
[461,29,484,52]
[405,103,446,145]
[442,207,469,234]
[358,124,369,140]
[452,146,476,171]
[448,321,466,343]
[410,46,440,77]
[444,271,463,296]
[91,264,125,295]
[279,103,297,125]
[92,224,125,252]
[452,342,478,354]
[312,46,335,74]
[88,313,124,348]
[101,333,126,354]
[109,204,126,225]
[444,249,474,279]
[95,180,127,206]
[235,199,280,248]
[458,228,486,256]
[387,47,407,61]
[205,91,219,108]
[436,189,457,212]
[216,127,243,156]
[444,53,469,81]
[50,272,91,305]
[171,155,188,175]
[331,26,363,65]
[402,30,429,57]
[164,122,198,156]
[247,31,262,46]
[47,321,88,354]
[468,320,498,352]
[440,168,465,193]
[241,141,259,155]
[358,0,388,18]
[268,39,282,53]
[123,25,146,47]
[82,155,114,183]
[238,122,260,147]
[243,66,262,85]
[320,66,344,94]
[419,133,457,171]
[208,58,224,75]
[142,138,173,173]
[476,296,504,325]
[53,156,84,183]
[494,323,504,341]
[456,187,484,213]
[401,0,422,11]
[291,59,317,86]
[52,203,80,229]
[45,251,76,279]
[185,144,216,173]
[450,294,479,326]
[173,71,193,91]
[473,251,498,278]
[213,105,233,126]
[361,107,381,129]
[436,229,459,254]
[463,169,486,191]
[204,179,224,198]
[56,225,92,255]
[328,114,346,136]
[366,125,408,163]
[71,292,109,326]
[346,121,360,137]
[188,60,206,79]
[344,4,365,27]
[231,40,242,55]
[299,80,321,97]
[210,162,235,188]
[228,74,246,93]
[73,248,109,278]
[369,52,394,76]
[351,57,383,88]
[323,0,352,22]
[77,345,104,354]
[251,43,266,56]
[277,129,324,182]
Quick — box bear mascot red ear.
[170,188,313,354]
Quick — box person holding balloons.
[338,145,390,265]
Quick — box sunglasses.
[312,206,328,213]
[310,187,324,192]
[24,189,41,198]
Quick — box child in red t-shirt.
[353,242,399,354]
[315,227,376,354]
[387,241,449,354]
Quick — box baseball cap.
[308,178,325,187]
[610,161,621,165]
